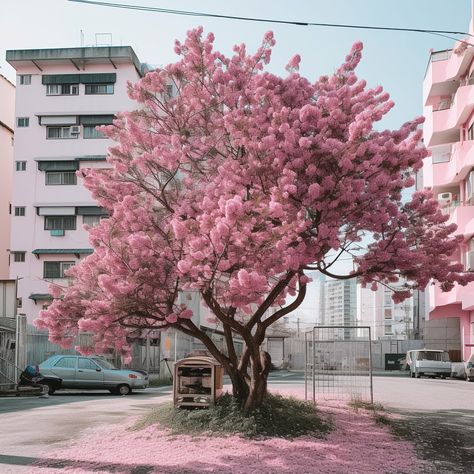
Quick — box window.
[384,292,392,306]
[17,117,29,127]
[83,125,106,139]
[15,161,26,171]
[12,252,26,262]
[53,357,76,369]
[43,261,75,278]
[19,74,31,85]
[469,123,474,141]
[85,84,114,95]
[384,324,393,335]
[83,215,103,227]
[44,215,76,230]
[45,171,77,185]
[46,126,77,139]
[78,358,99,370]
[17,298,22,308]
[46,84,79,95]
[384,308,392,319]
[14,207,25,216]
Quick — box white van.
[409,349,451,379]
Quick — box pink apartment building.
[423,8,474,361]
[0,74,15,280]
[6,46,146,326]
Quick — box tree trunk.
[243,350,272,412]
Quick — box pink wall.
[424,1,474,361]
[0,75,15,279]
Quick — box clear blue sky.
[0,0,471,131]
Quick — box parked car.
[408,349,451,379]
[452,353,474,381]
[465,353,474,382]
[39,355,149,395]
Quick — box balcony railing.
[439,199,460,216]
[432,148,452,164]
[433,97,453,111]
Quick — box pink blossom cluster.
[36,28,474,356]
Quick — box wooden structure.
[173,355,223,408]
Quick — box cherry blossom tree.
[36,28,474,411]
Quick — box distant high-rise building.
[322,278,357,339]
[357,282,414,340]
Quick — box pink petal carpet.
[30,387,424,474]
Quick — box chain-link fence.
[305,326,373,404]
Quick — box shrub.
[133,393,330,439]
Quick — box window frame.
[83,125,106,139]
[44,215,77,231]
[19,74,31,85]
[46,83,79,96]
[15,161,27,171]
[46,126,77,140]
[84,83,114,95]
[14,207,26,217]
[45,171,77,186]
[12,252,26,263]
[16,117,29,128]
[43,261,75,279]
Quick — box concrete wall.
[424,317,462,361]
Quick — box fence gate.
[305,326,373,404]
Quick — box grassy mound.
[133,393,330,439]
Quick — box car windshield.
[92,358,117,370]
[417,351,450,362]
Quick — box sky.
[0,0,472,328]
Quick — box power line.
[69,0,474,44]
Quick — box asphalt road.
[0,374,473,473]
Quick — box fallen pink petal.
[30,388,424,474]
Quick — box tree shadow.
[388,408,474,473]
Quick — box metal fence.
[305,326,373,404]
[26,326,162,373]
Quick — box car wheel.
[440,375,446,379]
[410,372,415,378]
[115,384,131,395]
[469,377,474,383]
[44,382,56,395]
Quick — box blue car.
[39,355,149,395]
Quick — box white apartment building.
[357,283,415,340]
[0,74,15,279]
[6,46,146,324]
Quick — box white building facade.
[357,283,414,340]
[6,46,146,324]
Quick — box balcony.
[426,141,474,190]
[424,84,474,147]
[431,280,474,311]
[449,204,474,238]
[424,44,474,105]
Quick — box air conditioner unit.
[70,125,80,135]
[50,229,65,236]
[437,192,452,202]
